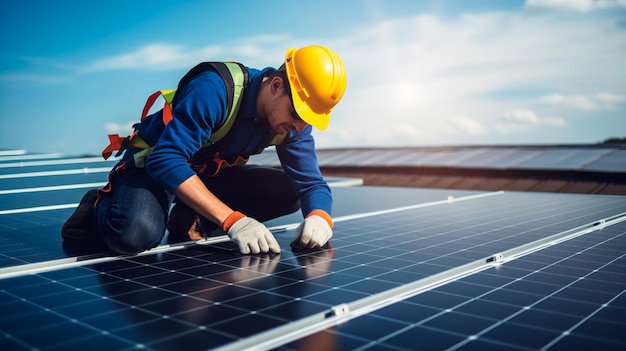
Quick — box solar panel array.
[1,150,625,350]
[248,146,626,172]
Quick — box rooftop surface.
[1,148,625,350]
[314,145,626,195]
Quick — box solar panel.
[585,149,626,172]
[309,147,626,173]
[1,152,625,350]
[280,219,626,351]
[516,148,612,170]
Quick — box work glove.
[223,211,281,254]
[293,210,333,250]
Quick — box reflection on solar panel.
[1,151,625,350]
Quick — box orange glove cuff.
[307,209,333,228]
[222,211,246,231]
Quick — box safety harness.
[101,62,285,176]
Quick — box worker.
[61,45,347,255]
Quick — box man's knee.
[103,216,164,255]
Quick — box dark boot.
[167,202,205,244]
[61,189,102,245]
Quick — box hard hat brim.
[292,101,330,130]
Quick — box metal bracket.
[325,304,350,319]
[486,253,504,264]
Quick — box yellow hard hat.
[284,45,347,130]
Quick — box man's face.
[264,78,308,134]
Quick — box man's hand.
[226,216,281,254]
[293,215,333,249]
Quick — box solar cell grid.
[1,164,488,269]
[453,149,519,168]
[2,152,626,350]
[2,189,626,350]
[0,209,80,265]
[0,153,63,163]
[1,188,92,210]
[585,149,626,172]
[277,220,626,351]
[516,148,608,170]
[0,174,107,192]
[0,156,115,169]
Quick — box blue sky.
[2,0,625,155]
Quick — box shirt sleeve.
[144,70,228,193]
[276,125,333,216]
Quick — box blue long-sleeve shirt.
[137,65,332,216]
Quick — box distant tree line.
[602,137,626,144]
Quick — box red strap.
[210,155,249,176]
[102,90,172,160]
[193,154,250,177]
[141,91,163,121]
[141,91,174,125]
[162,101,173,125]
[101,134,125,160]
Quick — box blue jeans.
[94,166,172,255]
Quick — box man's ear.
[270,76,285,95]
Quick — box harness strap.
[102,89,174,160]
[102,134,127,160]
[141,89,176,124]
[207,62,245,144]
[100,62,261,170]
[193,153,249,177]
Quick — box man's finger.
[258,237,270,253]
[248,242,261,255]
[267,233,281,253]
[239,242,251,255]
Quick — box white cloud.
[525,0,626,12]
[538,93,626,110]
[82,35,292,73]
[448,117,489,136]
[39,6,626,150]
[85,43,209,72]
[538,94,598,110]
[105,122,136,135]
[596,93,626,110]
[495,109,566,133]
[320,7,626,147]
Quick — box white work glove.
[293,214,333,249]
[225,215,281,255]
